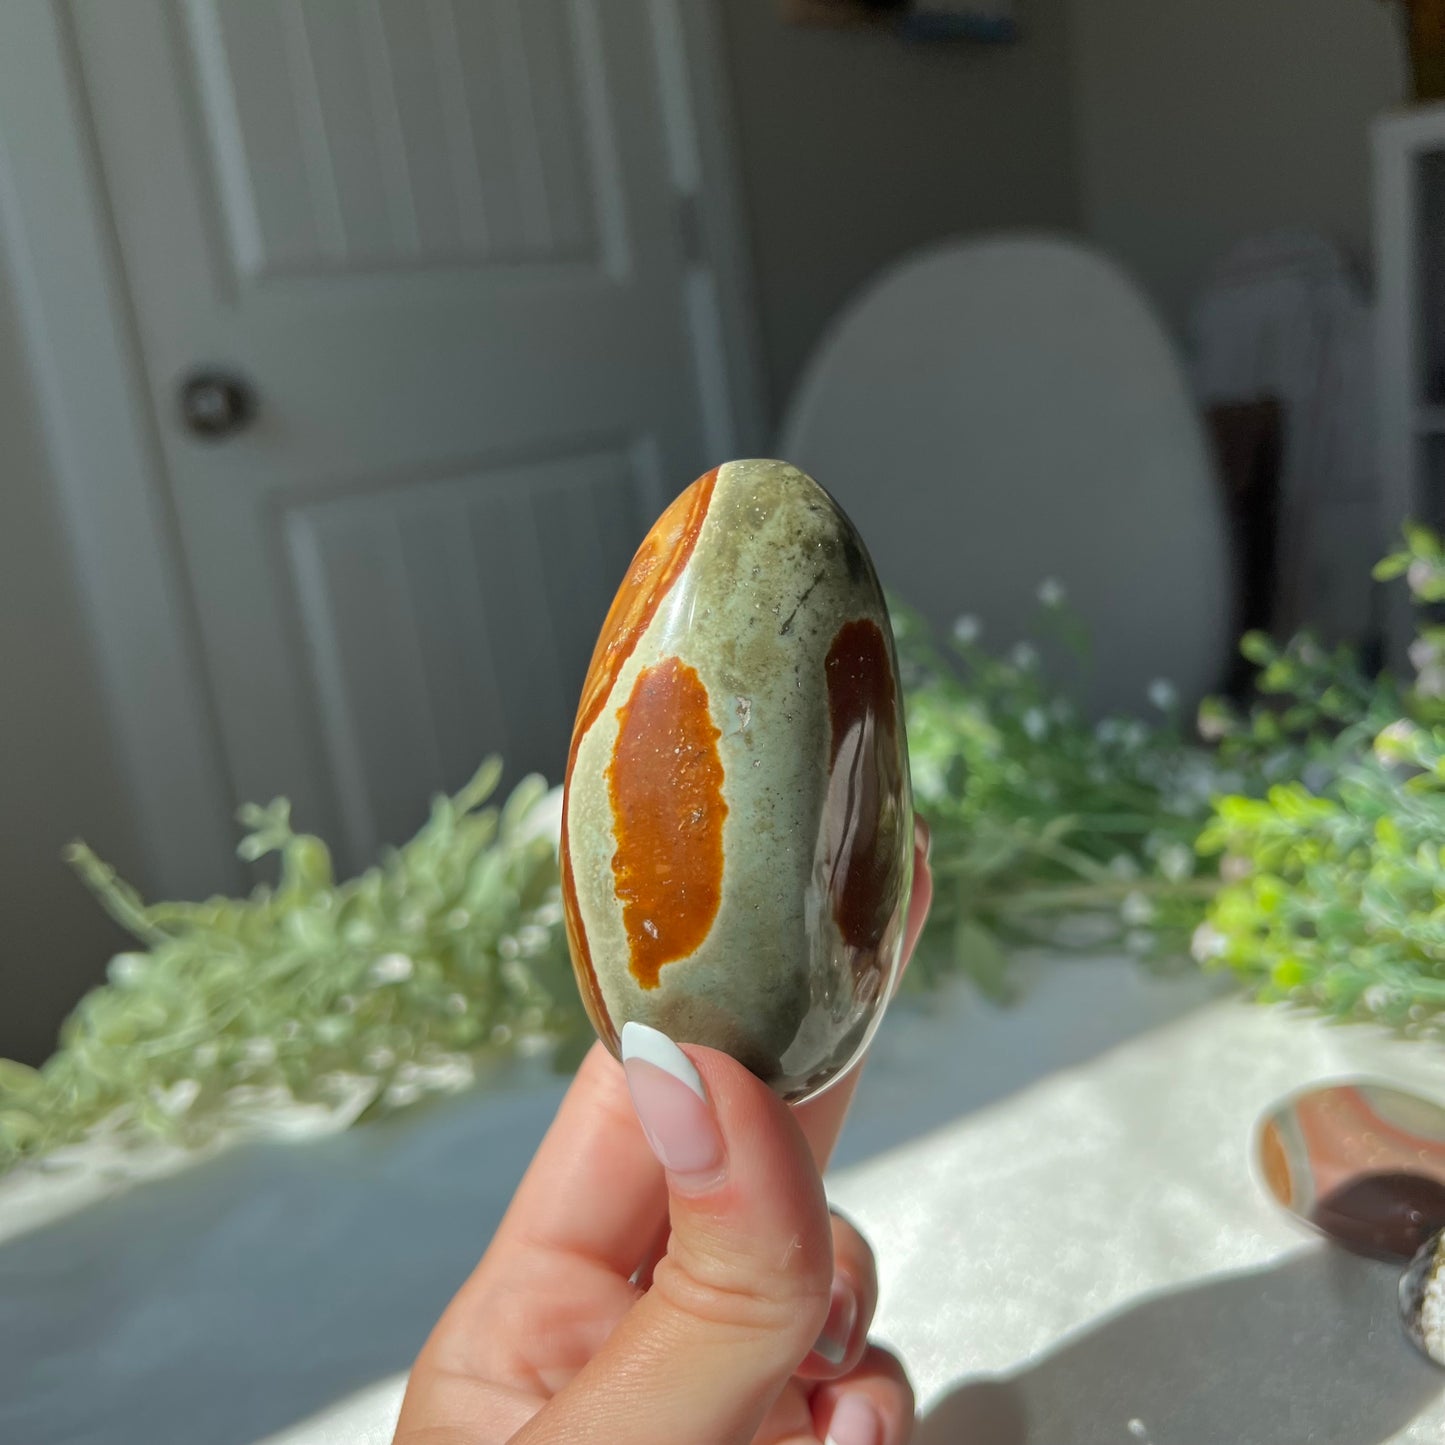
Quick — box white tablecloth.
[4,957,1443,1445]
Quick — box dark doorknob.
[178,369,256,439]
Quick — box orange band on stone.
[607,657,728,989]
[561,470,719,1034]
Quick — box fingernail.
[813,1274,858,1366]
[914,814,931,862]
[826,1393,882,1445]
[621,1022,725,1182]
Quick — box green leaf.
[952,919,1014,1003]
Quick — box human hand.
[393,820,933,1445]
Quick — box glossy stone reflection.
[1257,1082,1445,1261]
[561,460,913,1102]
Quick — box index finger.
[479,828,932,1280]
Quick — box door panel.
[187,0,603,277]
[284,445,652,861]
[70,0,711,873]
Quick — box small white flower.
[1410,638,1439,673]
[1022,707,1047,741]
[1121,891,1155,926]
[533,899,564,927]
[1037,577,1066,607]
[952,614,982,645]
[108,953,148,987]
[1124,929,1154,955]
[1374,719,1420,764]
[153,1078,200,1117]
[1409,558,1435,596]
[518,924,551,955]
[1158,843,1194,883]
[1147,679,1178,711]
[1220,853,1253,883]
[1190,922,1226,963]
[242,1037,277,1068]
[911,756,948,803]
[446,993,469,1015]
[1121,721,1148,750]
[1011,642,1038,671]
[370,952,414,985]
[1108,854,1140,881]
[1197,708,1229,743]
[1363,984,1393,1013]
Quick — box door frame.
[0,0,766,900]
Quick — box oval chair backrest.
[778,234,1231,718]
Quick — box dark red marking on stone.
[823,618,903,951]
[1310,1171,1445,1261]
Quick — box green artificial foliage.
[8,529,1445,1173]
[892,585,1217,997]
[0,762,588,1171]
[1191,526,1445,1032]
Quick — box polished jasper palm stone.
[561,459,913,1102]
[1257,1082,1445,1260]
[1259,1081,1445,1368]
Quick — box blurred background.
[17,6,1445,1444]
[0,0,1414,1062]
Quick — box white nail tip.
[620,1021,706,1101]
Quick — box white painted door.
[67,0,735,873]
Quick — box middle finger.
[795,1209,880,1381]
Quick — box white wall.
[0,248,144,1064]
[719,0,1081,421]
[1067,0,1406,331]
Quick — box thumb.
[516,1022,836,1445]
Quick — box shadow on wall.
[918,1247,1443,1445]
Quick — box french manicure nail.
[814,1274,858,1366]
[621,1022,725,1182]
[826,1393,882,1445]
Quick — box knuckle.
[651,1245,831,1349]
